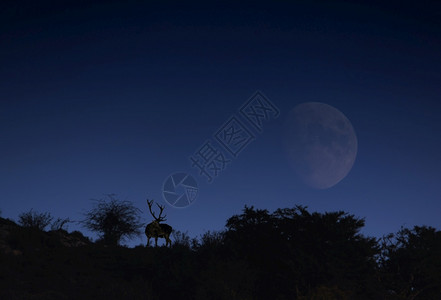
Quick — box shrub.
[18,209,53,231]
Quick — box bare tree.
[18,209,53,230]
[50,217,71,231]
[81,194,143,246]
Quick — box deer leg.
[147,237,150,247]
[155,236,158,247]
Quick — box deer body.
[145,200,173,247]
[145,221,172,247]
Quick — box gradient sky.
[1,1,440,246]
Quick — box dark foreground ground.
[1,206,441,300]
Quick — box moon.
[284,102,358,189]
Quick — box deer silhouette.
[145,199,172,247]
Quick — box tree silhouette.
[379,225,441,299]
[224,205,380,299]
[81,194,143,246]
[3,202,441,299]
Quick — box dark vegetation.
[81,194,143,246]
[18,209,54,231]
[1,203,440,300]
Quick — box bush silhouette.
[18,209,53,231]
[81,194,143,246]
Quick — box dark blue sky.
[1,1,440,246]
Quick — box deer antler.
[147,199,167,222]
[156,203,167,222]
[147,199,158,220]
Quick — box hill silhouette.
[1,206,440,299]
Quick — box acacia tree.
[82,194,143,246]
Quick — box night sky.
[1,1,440,246]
